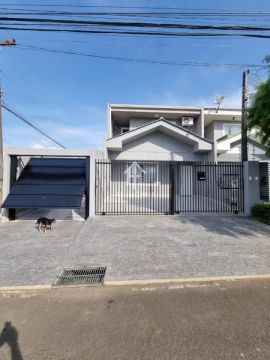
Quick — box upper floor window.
[121,127,129,134]
[224,124,241,136]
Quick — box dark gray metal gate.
[95,160,244,215]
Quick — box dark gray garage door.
[2,158,86,208]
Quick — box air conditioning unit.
[181,117,194,126]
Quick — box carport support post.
[243,161,260,215]
[8,155,17,220]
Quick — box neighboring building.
[216,132,269,162]
[105,104,269,162]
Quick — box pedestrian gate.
[95,160,244,215]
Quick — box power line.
[0,53,80,140]
[2,26,270,40]
[1,8,270,21]
[2,101,66,148]
[2,16,270,32]
[1,4,270,13]
[17,44,268,69]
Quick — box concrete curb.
[105,274,270,286]
[1,274,270,291]
[0,285,51,291]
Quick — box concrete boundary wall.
[243,161,260,215]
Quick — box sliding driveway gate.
[95,160,244,215]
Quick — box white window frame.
[223,123,241,136]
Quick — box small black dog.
[36,217,56,233]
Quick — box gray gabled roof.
[107,118,213,153]
[107,118,212,144]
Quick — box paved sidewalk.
[0,215,270,286]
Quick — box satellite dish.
[214,96,224,112]
[214,96,224,104]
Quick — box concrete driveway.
[0,215,270,286]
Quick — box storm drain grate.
[52,266,107,287]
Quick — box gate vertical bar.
[169,161,175,215]
[85,156,90,219]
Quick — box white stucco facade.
[105,103,270,163]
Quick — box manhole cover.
[53,266,107,287]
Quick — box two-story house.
[105,104,269,162]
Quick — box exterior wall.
[129,118,158,130]
[204,122,215,141]
[244,161,260,214]
[108,131,208,161]
[213,121,226,141]
[129,118,199,136]
[205,120,241,143]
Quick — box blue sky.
[0,0,269,150]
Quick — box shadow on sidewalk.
[172,215,270,239]
[0,321,23,360]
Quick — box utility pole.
[0,39,16,208]
[241,69,250,162]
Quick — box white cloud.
[30,142,58,149]
[30,143,45,149]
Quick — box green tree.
[247,57,270,155]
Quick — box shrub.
[251,203,270,222]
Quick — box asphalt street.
[0,279,270,359]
